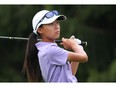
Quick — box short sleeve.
[48,45,68,65]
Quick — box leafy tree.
[0,5,116,82]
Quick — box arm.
[71,62,79,75]
[62,38,88,62]
[69,45,86,75]
[61,38,88,75]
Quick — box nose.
[54,21,60,29]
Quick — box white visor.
[32,10,66,34]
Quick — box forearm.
[62,37,88,61]
[70,46,84,75]
[62,38,88,74]
[71,62,79,75]
[71,45,88,63]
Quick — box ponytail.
[23,32,43,82]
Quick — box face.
[37,20,60,42]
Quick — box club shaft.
[0,36,87,46]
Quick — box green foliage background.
[0,5,116,82]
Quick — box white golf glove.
[70,35,82,45]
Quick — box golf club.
[0,36,87,46]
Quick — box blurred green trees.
[0,5,116,82]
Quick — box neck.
[41,37,55,43]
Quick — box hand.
[60,38,78,50]
[70,35,81,45]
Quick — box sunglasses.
[35,10,58,30]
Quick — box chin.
[52,35,60,40]
[55,36,60,39]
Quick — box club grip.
[55,40,87,46]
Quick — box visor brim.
[41,15,66,24]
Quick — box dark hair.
[22,32,43,82]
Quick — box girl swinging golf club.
[23,10,88,82]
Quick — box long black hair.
[22,32,43,82]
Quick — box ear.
[37,28,43,34]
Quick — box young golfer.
[23,10,88,82]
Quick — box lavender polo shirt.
[35,42,77,82]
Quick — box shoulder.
[47,43,59,54]
[48,44,68,57]
[35,42,57,50]
[48,44,69,65]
